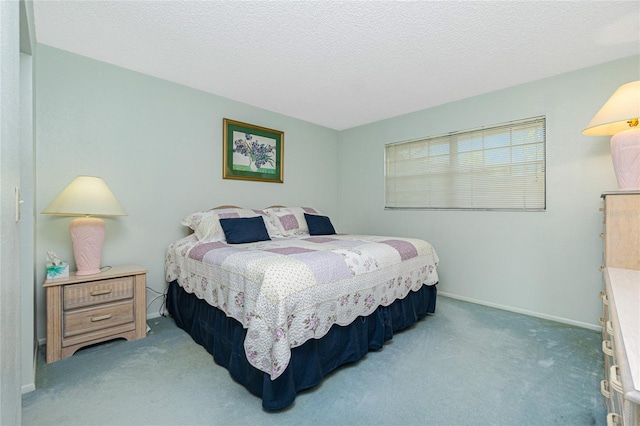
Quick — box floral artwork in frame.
[223,118,284,183]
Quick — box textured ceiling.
[33,1,640,130]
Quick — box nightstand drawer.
[64,277,134,310]
[63,299,134,338]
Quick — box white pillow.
[264,207,322,237]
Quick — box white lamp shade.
[582,80,640,136]
[42,176,127,217]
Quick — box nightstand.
[44,265,147,363]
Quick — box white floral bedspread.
[166,234,439,380]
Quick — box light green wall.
[338,55,640,328]
[35,45,339,340]
[34,43,639,337]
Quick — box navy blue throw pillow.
[304,213,336,236]
[219,216,271,244]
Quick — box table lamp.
[42,176,127,276]
[582,80,640,190]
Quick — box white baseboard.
[21,344,38,394]
[438,291,601,331]
[146,311,164,320]
[22,383,36,394]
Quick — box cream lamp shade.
[582,80,640,190]
[42,175,127,216]
[42,176,127,276]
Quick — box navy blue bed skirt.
[167,281,437,410]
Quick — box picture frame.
[223,118,284,183]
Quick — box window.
[385,117,546,210]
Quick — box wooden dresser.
[44,265,147,363]
[602,192,640,270]
[600,192,640,426]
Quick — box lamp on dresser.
[42,176,127,276]
[582,80,640,190]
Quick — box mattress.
[165,233,439,380]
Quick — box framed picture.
[223,118,284,183]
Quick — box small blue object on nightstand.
[46,251,69,279]
[46,262,69,280]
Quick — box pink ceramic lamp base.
[610,127,640,190]
[69,217,105,276]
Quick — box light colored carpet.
[22,296,606,426]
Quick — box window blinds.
[385,117,546,210]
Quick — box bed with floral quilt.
[165,206,439,410]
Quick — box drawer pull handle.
[599,266,605,272]
[600,380,611,399]
[599,232,604,238]
[606,321,614,336]
[599,292,610,306]
[90,289,113,296]
[606,413,620,426]
[609,365,623,393]
[602,340,614,357]
[90,314,112,322]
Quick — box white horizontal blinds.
[385,116,546,210]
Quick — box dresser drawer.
[64,277,134,310]
[63,299,134,338]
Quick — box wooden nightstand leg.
[133,272,147,339]
[46,286,63,363]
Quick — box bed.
[165,206,439,410]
